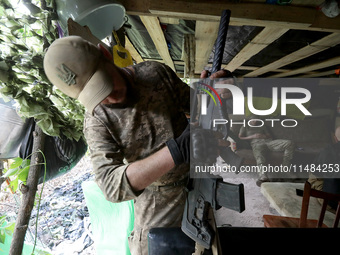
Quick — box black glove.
[191,128,219,165]
[166,124,190,165]
[166,125,220,166]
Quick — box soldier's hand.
[191,128,220,165]
[200,69,232,79]
[166,124,190,165]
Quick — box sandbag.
[0,98,30,159]
[0,98,87,183]
[82,181,134,255]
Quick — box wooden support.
[182,34,195,78]
[246,33,340,77]
[147,0,340,33]
[194,21,219,74]
[125,36,144,63]
[159,17,179,24]
[226,27,288,72]
[270,56,340,77]
[9,125,46,255]
[298,69,335,78]
[140,16,176,71]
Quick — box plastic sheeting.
[82,181,134,255]
[0,98,29,159]
[125,16,195,62]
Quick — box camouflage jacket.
[84,61,190,202]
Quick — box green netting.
[82,181,134,255]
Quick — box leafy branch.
[0,150,49,254]
[0,0,85,141]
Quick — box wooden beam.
[125,36,144,63]
[194,21,219,73]
[120,0,151,15]
[245,33,340,77]
[149,60,303,74]
[159,17,180,24]
[204,63,292,73]
[182,34,196,78]
[226,27,288,72]
[140,16,175,71]
[121,0,326,16]
[235,66,290,73]
[147,0,340,33]
[298,69,336,78]
[269,56,340,77]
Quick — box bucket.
[55,0,125,39]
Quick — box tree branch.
[9,124,45,255]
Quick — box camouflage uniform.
[84,61,190,255]
[239,125,295,174]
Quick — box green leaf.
[3,158,23,177]
[22,0,41,15]
[9,158,23,169]
[18,165,30,183]
[0,230,5,244]
[2,167,19,177]
[4,222,15,236]
[0,215,6,225]
[9,177,18,193]
[12,43,29,51]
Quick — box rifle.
[181,10,245,252]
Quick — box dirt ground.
[1,155,277,228]
[214,169,279,228]
[1,155,278,254]
[0,156,93,214]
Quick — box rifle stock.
[181,174,245,249]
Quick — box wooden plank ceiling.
[119,0,340,78]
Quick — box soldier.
[238,117,295,186]
[44,36,228,254]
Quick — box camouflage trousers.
[128,183,187,255]
[251,139,295,175]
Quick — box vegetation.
[0,0,85,141]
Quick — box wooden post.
[9,124,45,255]
[182,34,195,78]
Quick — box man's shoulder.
[84,111,103,127]
[84,108,118,128]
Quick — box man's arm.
[239,133,269,140]
[126,146,175,191]
[238,126,271,140]
[84,115,144,202]
[238,126,254,140]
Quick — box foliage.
[0,157,30,245]
[0,151,48,254]
[2,157,31,193]
[0,215,15,245]
[0,0,85,141]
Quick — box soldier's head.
[44,36,127,115]
[247,114,260,126]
